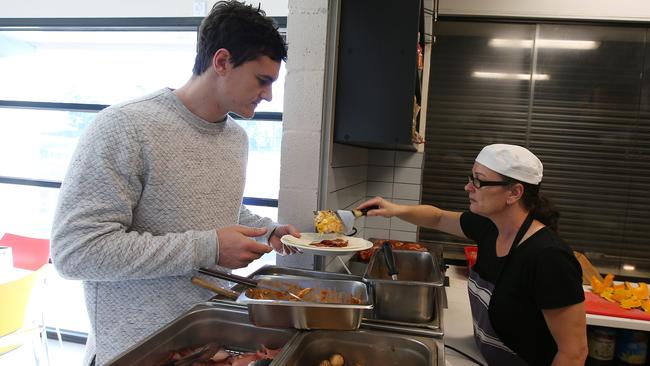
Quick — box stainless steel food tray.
[274,328,445,366]
[105,302,297,366]
[364,249,444,323]
[362,286,444,336]
[227,265,444,335]
[236,274,373,330]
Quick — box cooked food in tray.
[310,238,348,247]
[245,284,362,304]
[314,210,344,234]
[357,239,427,262]
[156,342,281,366]
[317,352,363,366]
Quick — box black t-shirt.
[461,212,584,366]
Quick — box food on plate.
[590,273,650,312]
[156,342,281,366]
[310,238,349,247]
[316,353,362,366]
[246,285,362,304]
[314,210,344,234]
[357,239,427,262]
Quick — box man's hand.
[216,225,272,268]
[268,224,301,255]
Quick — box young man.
[51,2,298,364]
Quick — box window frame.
[0,16,287,208]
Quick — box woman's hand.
[356,196,402,218]
[358,197,465,238]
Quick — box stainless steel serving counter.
[106,264,447,366]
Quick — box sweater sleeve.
[51,108,217,281]
[238,204,278,243]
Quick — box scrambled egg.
[314,210,343,234]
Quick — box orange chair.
[0,233,50,271]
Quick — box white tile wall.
[363,149,425,243]
[322,145,425,271]
[368,149,396,166]
[394,167,422,184]
[366,181,393,198]
[367,166,394,182]
[365,215,391,229]
[331,143,369,167]
[389,230,418,242]
[396,150,424,168]
[393,183,421,200]
[327,166,367,194]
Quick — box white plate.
[280,233,373,256]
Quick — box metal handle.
[198,267,258,287]
[191,276,240,299]
[382,241,399,278]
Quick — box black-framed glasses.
[467,175,510,189]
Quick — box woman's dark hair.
[192,0,288,75]
[500,175,560,233]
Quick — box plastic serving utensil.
[313,205,379,235]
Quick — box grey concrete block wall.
[277,0,330,269]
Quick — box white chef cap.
[475,144,543,185]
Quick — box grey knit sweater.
[51,88,275,365]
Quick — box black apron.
[467,213,534,365]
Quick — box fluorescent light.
[489,38,599,50]
[489,39,534,48]
[472,71,550,81]
[622,264,636,271]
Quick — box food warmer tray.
[213,265,443,337]
[274,328,444,366]
[235,274,373,330]
[105,301,297,366]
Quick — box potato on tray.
[589,273,650,312]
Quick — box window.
[0,17,287,336]
[421,19,650,278]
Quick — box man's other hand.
[269,224,301,255]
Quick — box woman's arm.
[542,302,588,366]
[357,196,466,238]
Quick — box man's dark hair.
[192,0,287,75]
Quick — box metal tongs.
[198,267,305,301]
